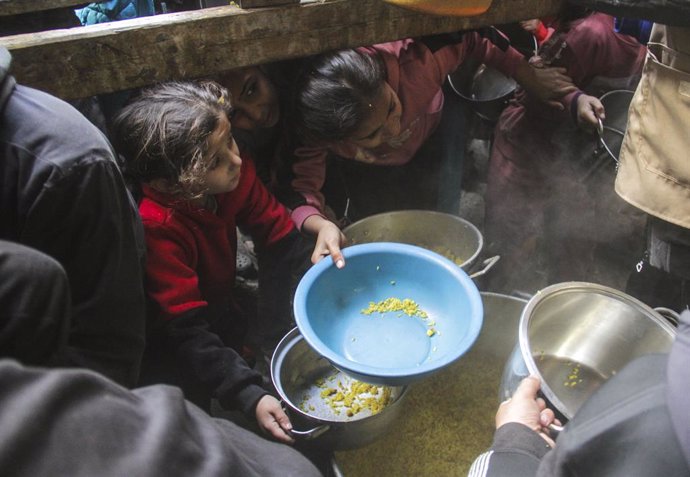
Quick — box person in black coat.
[0,240,323,477]
[468,310,690,477]
[0,46,146,387]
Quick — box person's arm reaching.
[468,376,556,477]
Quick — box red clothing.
[491,13,646,180]
[289,34,525,229]
[485,13,647,288]
[140,155,294,321]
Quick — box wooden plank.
[0,0,89,16]
[0,0,565,99]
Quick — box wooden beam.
[0,0,565,99]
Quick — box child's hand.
[576,94,605,130]
[516,61,576,110]
[303,215,346,268]
[255,395,295,444]
[519,19,541,34]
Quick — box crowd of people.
[1,0,689,475]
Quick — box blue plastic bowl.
[293,242,484,386]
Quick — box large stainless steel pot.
[271,328,408,450]
[342,210,496,278]
[499,282,677,422]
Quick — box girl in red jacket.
[111,81,343,444]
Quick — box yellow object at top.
[381,0,492,17]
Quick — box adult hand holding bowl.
[293,243,484,386]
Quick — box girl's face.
[221,66,280,131]
[202,114,243,195]
[348,83,402,149]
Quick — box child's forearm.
[301,213,333,236]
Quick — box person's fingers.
[324,239,345,268]
[311,248,325,264]
[273,409,293,432]
[558,84,578,95]
[331,250,345,268]
[268,419,294,444]
[540,408,555,427]
[536,396,547,411]
[514,375,541,399]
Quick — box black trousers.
[626,217,690,313]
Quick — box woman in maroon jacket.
[111,80,343,444]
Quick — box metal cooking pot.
[342,210,497,279]
[448,62,518,122]
[596,89,635,163]
[499,282,677,423]
[271,328,408,450]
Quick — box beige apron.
[615,25,690,229]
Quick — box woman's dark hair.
[112,80,232,199]
[292,48,387,145]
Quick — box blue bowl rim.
[294,242,484,381]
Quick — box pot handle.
[654,307,680,327]
[288,424,331,441]
[469,255,500,279]
[547,422,564,437]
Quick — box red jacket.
[140,156,294,320]
[138,155,296,414]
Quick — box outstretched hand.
[576,94,605,130]
[255,395,295,444]
[496,376,558,447]
[516,57,577,110]
[303,214,346,268]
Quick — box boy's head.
[113,81,241,200]
[293,49,401,149]
[216,66,280,132]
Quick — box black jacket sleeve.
[468,423,552,477]
[164,306,267,416]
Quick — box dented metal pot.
[271,328,408,450]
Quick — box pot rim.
[518,281,677,419]
[270,327,409,425]
[342,209,484,272]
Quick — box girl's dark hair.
[292,48,387,145]
[556,5,591,27]
[112,80,232,199]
